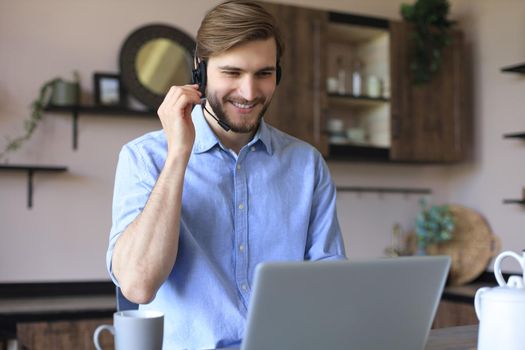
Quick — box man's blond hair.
[196,0,284,62]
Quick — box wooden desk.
[426,325,478,350]
[0,294,478,350]
[0,295,116,350]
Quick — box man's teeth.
[232,101,255,109]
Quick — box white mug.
[93,310,164,350]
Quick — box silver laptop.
[222,256,450,350]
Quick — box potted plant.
[400,0,454,84]
[415,198,455,254]
[0,73,79,162]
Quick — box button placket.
[234,157,250,300]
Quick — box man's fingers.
[158,85,201,119]
[160,85,201,112]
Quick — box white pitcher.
[475,250,525,350]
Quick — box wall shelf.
[501,63,525,74]
[328,144,390,161]
[503,132,525,139]
[336,186,431,195]
[0,164,68,208]
[44,104,157,150]
[327,93,390,107]
[502,131,525,205]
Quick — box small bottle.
[336,56,346,95]
[351,58,363,97]
[366,75,381,98]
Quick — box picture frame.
[93,72,126,107]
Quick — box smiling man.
[107,1,346,349]
[201,37,277,151]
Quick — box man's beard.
[206,92,271,133]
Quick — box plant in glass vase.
[415,198,455,254]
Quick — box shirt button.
[237,164,241,170]
[239,244,245,252]
[241,284,248,291]
[238,203,244,210]
[251,146,256,152]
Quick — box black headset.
[191,59,209,96]
[191,58,282,98]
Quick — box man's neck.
[202,111,256,155]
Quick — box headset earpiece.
[276,62,282,85]
[191,59,207,97]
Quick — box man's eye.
[223,71,240,76]
[258,71,273,77]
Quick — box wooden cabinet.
[432,300,477,329]
[323,13,392,160]
[260,2,468,163]
[390,23,468,162]
[261,2,328,154]
[17,318,114,350]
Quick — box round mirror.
[136,38,192,95]
[120,24,195,109]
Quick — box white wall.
[444,0,525,272]
[0,0,523,282]
[0,0,220,282]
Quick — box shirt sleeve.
[106,143,157,285]
[305,153,347,261]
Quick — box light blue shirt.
[107,105,346,350]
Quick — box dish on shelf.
[328,135,348,144]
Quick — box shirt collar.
[191,105,274,155]
[192,105,220,154]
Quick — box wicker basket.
[406,204,500,286]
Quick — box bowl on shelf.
[326,118,345,134]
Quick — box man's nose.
[238,76,257,101]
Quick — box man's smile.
[230,101,256,109]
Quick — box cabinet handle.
[391,117,400,139]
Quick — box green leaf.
[401,4,416,21]
[401,0,453,85]
[0,76,64,161]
